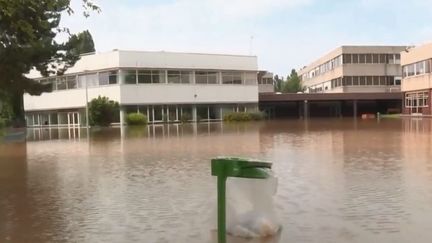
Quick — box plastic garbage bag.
[219,171,281,238]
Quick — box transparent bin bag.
[210,171,281,238]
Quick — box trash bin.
[211,157,279,243]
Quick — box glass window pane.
[196,71,207,84]
[99,72,109,85]
[197,106,208,120]
[222,73,233,84]
[359,54,366,64]
[168,71,181,83]
[109,71,118,84]
[343,54,351,64]
[352,54,359,64]
[366,54,372,63]
[57,77,67,90]
[124,70,137,84]
[181,71,191,84]
[388,54,394,64]
[138,70,152,84]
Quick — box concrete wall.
[401,43,432,66]
[402,74,432,92]
[119,84,258,105]
[258,84,274,93]
[24,84,258,111]
[24,86,121,111]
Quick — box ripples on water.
[1,119,432,243]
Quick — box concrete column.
[192,105,197,122]
[165,70,168,84]
[191,71,196,84]
[353,100,358,118]
[303,100,309,119]
[118,70,125,84]
[119,106,126,126]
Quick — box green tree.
[282,69,303,93]
[88,96,119,126]
[69,30,96,55]
[0,0,99,125]
[273,75,284,92]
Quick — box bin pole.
[217,175,227,243]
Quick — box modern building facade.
[257,71,274,93]
[24,50,259,127]
[401,43,432,115]
[299,46,407,94]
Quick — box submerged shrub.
[126,113,148,126]
[223,112,265,122]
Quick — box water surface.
[1,119,432,243]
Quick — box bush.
[126,113,148,126]
[223,112,265,122]
[88,96,119,126]
[249,111,266,121]
[180,113,192,123]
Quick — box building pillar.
[192,105,198,122]
[118,70,125,84]
[119,106,126,126]
[303,100,309,119]
[191,71,196,84]
[353,100,358,118]
[165,70,168,84]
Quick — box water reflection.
[1,119,432,242]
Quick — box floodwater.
[1,119,432,243]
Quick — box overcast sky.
[62,0,432,77]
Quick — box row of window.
[402,59,431,78]
[125,104,258,122]
[302,53,401,81]
[258,78,273,85]
[343,53,400,64]
[308,76,401,93]
[405,91,429,108]
[336,76,401,87]
[37,70,257,91]
[305,55,343,80]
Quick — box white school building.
[24,50,260,127]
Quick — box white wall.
[24,86,121,111]
[24,84,258,111]
[120,84,258,105]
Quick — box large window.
[138,70,163,84]
[57,77,67,90]
[195,71,218,84]
[222,72,242,84]
[77,73,98,88]
[168,71,191,84]
[124,70,137,84]
[405,92,429,108]
[66,76,77,89]
[99,71,118,85]
[403,59,431,78]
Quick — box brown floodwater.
[1,119,432,243]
